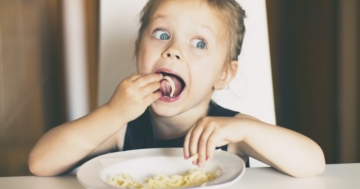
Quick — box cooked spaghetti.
[107,169,218,188]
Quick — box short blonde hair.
[135,0,246,62]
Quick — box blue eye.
[153,30,170,40]
[191,39,206,49]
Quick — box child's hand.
[107,73,163,123]
[183,117,246,167]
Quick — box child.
[29,0,325,178]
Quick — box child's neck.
[149,94,212,140]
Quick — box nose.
[165,53,180,60]
[162,43,182,60]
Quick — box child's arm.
[28,73,162,176]
[183,114,325,178]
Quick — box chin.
[149,102,185,117]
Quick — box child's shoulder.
[208,100,239,117]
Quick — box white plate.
[77,148,245,189]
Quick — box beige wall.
[0,0,66,176]
[338,0,359,163]
[0,0,99,176]
[267,0,360,163]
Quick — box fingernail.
[192,161,196,165]
[184,155,188,159]
[198,162,202,167]
[206,156,209,161]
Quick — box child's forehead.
[152,0,220,21]
[150,0,226,28]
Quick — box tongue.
[160,75,183,97]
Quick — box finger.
[143,91,162,105]
[183,126,195,159]
[189,125,205,164]
[197,126,214,167]
[206,131,219,161]
[140,80,161,95]
[134,73,163,87]
[128,74,145,81]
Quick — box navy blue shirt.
[123,101,238,151]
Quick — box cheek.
[190,65,219,90]
[188,56,225,95]
[136,55,146,73]
[136,45,155,73]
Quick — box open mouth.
[157,71,186,99]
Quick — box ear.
[213,60,238,90]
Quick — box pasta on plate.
[106,169,218,188]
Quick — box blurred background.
[0,0,359,176]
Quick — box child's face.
[137,0,230,116]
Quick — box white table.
[1,164,359,189]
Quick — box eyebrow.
[196,22,215,36]
[152,14,166,21]
[151,14,215,36]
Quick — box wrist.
[102,103,128,126]
[231,116,252,143]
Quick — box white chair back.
[98,0,274,167]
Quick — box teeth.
[162,76,175,97]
